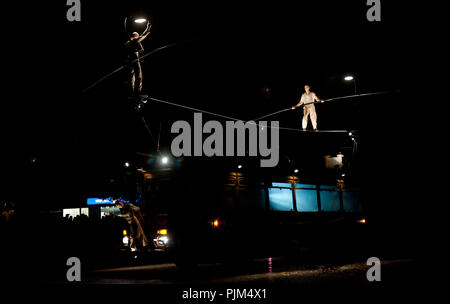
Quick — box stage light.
[134,18,147,23]
[124,162,130,167]
[344,74,357,93]
[161,156,169,164]
[344,75,354,81]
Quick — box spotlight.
[294,169,299,173]
[238,165,242,169]
[161,156,169,164]
[124,162,130,168]
[344,75,354,81]
[134,18,147,24]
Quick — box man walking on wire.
[292,84,325,131]
[124,21,151,99]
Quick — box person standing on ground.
[114,200,150,253]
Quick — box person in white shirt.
[292,84,325,131]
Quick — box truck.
[126,130,366,270]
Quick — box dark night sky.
[2,1,412,213]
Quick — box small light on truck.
[157,229,168,235]
[213,219,220,228]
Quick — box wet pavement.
[83,255,416,285]
[34,254,431,303]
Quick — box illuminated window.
[295,184,318,212]
[268,183,293,211]
[320,186,341,212]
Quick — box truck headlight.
[158,235,169,245]
[122,236,129,245]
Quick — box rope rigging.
[248,90,399,121]
[82,41,189,94]
[145,90,399,133]
[80,41,398,135]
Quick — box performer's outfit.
[120,203,149,252]
[295,92,322,130]
[124,25,151,98]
